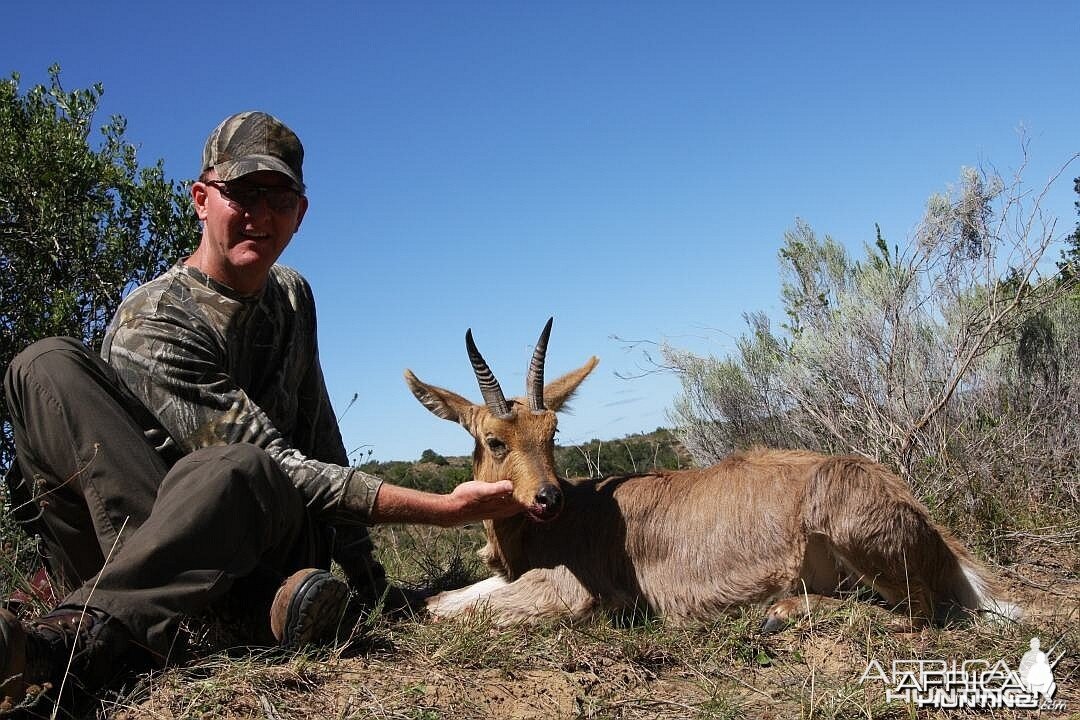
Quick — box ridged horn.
[466,328,511,418]
[526,317,553,412]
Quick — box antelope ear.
[544,356,599,412]
[404,370,475,422]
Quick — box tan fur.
[407,339,1018,630]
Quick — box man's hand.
[445,480,525,524]
[369,479,528,527]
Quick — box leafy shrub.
[665,155,1080,539]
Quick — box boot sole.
[281,571,349,648]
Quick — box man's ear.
[294,195,309,232]
[192,181,210,221]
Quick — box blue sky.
[5,2,1078,461]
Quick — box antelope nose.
[535,485,563,514]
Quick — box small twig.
[997,565,1080,597]
[336,392,359,423]
[12,444,101,520]
[258,693,283,720]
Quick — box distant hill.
[553,428,691,478]
[357,428,690,494]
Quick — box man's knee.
[8,337,91,374]
[5,337,96,400]
[164,444,307,557]
[191,443,281,482]
[171,444,299,515]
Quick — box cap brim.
[214,156,305,193]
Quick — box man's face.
[190,170,309,293]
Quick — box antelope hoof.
[761,614,790,634]
[424,595,449,621]
[762,596,805,633]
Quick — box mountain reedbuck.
[405,319,1018,630]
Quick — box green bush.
[665,158,1080,540]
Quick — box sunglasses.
[204,180,301,212]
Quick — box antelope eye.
[485,437,508,455]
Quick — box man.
[0,111,525,703]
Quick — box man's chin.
[230,247,282,271]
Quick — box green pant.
[4,338,366,660]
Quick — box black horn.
[466,328,511,418]
[526,317,553,412]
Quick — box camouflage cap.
[202,111,305,193]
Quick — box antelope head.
[405,318,599,522]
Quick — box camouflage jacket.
[101,262,381,523]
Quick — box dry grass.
[2,521,1075,719]
[10,525,1049,719]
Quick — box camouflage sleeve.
[297,359,349,465]
[290,304,350,467]
[105,314,382,523]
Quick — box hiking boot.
[269,569,349,648]
[0,605,131,704]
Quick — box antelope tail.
[953,554,1023,622]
